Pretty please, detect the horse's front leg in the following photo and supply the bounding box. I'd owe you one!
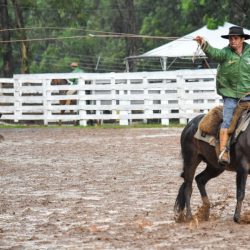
[234,167,248,223]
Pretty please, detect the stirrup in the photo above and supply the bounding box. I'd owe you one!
[218,148,230,165]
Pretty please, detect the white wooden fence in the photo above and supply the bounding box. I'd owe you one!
[0,69,221,126]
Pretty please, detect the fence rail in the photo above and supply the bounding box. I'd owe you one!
[0,69,221,126]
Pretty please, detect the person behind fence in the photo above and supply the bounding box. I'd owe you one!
[65,62,84,105]
[194,26,250,166]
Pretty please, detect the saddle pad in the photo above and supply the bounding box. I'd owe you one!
[195,110,250,146]
[194,127,217,146]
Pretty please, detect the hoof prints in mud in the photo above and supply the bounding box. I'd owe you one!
[0,127,250,249]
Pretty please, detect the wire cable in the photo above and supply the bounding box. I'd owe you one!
[0,26,195,43]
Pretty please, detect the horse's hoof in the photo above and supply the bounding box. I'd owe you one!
[195,205,210,221]
[174,212,185,223]
[186,213,193,222]
[234,215,241,223]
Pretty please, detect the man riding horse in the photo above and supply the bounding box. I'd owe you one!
[195,26,250,166]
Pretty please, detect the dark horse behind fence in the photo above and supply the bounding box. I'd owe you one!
[174,111,250,223]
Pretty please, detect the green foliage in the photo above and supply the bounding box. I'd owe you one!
[181,0,194,12]
[2,0,250,76]
[138,0,188,51]
[205,17,220,29]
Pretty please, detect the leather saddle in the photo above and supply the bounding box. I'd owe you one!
[194,102,250,147]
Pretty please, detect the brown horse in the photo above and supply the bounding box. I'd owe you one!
[174,111,250,223]
[51,79,69,110]
[51,79,73,125]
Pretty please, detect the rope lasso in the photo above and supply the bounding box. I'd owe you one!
[0,26,196,43]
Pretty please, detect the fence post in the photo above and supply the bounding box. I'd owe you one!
[161,78,169,125]
[79,77,87,126]
[161,92,169,126]
[13,78,21,123]
[119,78,129,126]
[143,76,152,124]
[43,79,51,125]
[176,74,187,125]
[110,76,117,122]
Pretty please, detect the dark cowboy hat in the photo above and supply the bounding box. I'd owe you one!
[221,26,250,40]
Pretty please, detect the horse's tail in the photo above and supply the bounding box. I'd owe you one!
[174,181,186,213]
[174,115,203,215]
[175,118,197,213]
[174,122,192,214]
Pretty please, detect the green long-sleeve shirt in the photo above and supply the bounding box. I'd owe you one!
[202,42,250,98]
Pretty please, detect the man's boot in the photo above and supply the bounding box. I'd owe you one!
[218,128,230,165]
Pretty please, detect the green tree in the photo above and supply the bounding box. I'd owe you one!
[138,0,188,51]
[2,0,250,76]
[12,0,30,73]
[0,0,14,77]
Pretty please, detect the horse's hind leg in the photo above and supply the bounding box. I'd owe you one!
[184,158,202,221]
[175,156,201,222]
[195,165,224,221]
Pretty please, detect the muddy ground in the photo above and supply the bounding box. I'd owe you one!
[0,127,250,249]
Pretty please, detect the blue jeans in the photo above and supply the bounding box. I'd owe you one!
[221,95,250,128]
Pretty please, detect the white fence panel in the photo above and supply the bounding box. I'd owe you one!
[0,69,221,126]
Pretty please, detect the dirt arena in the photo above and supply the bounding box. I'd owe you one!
[1,127,250,249]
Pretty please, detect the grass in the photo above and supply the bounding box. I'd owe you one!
[0,122,185,129]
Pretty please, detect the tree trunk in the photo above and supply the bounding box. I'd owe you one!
[12,0,30,74]
[117,0,139,71]
[0,0,14,77]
